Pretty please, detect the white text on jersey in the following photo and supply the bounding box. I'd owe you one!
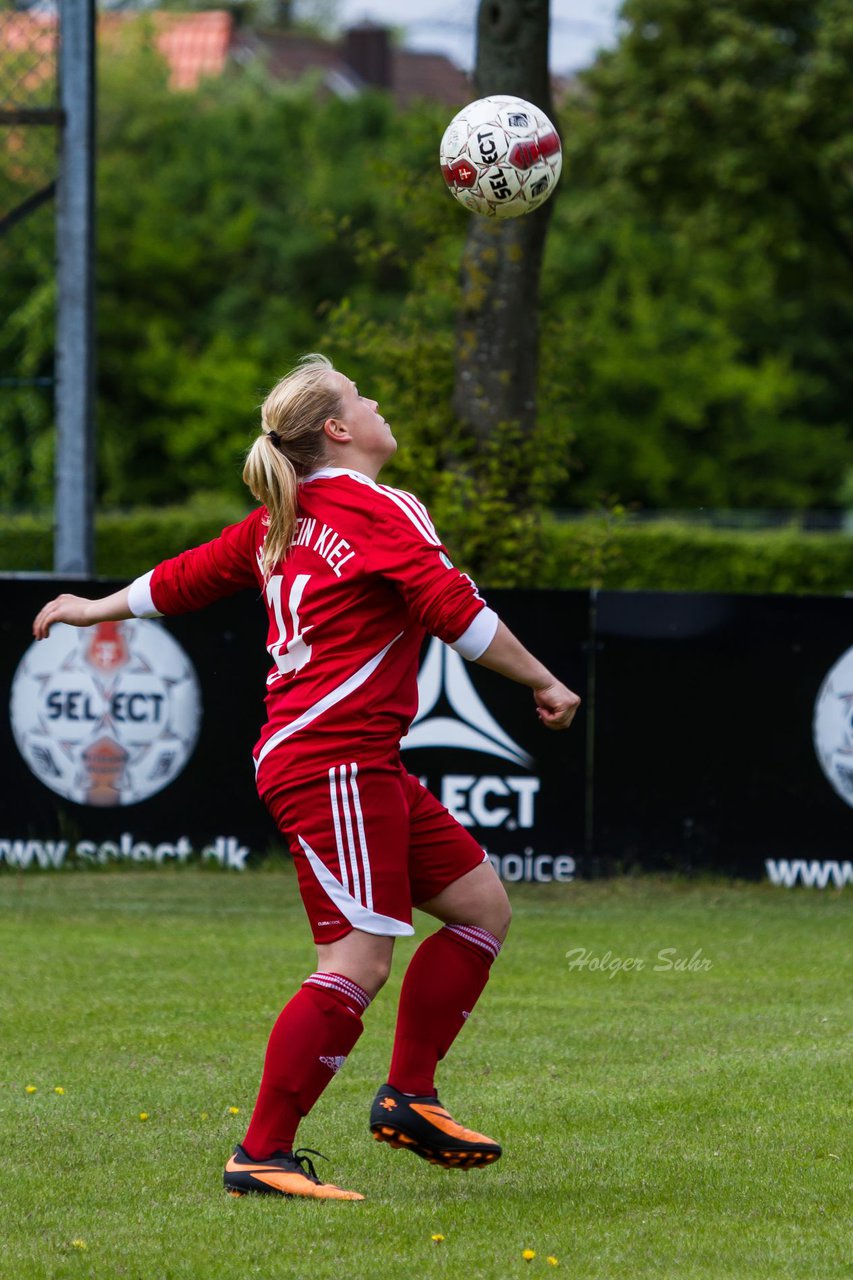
[293,518,356,577]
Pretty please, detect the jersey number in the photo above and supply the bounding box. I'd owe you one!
[266,573,312,683]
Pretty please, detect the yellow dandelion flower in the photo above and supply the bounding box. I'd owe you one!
[54,1086,65,1095]
[200,1112,209,1121]
[25,1085,37,1094]
[522,1249,536,1261]
[138,1112,149,1121]
[431,1234,445,1243]
[228,1106,240,1115]
[71,1239,87,1250]
[547,1258,559,1267]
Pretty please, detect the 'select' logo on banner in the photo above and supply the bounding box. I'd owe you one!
[10,620,201,807]
[401,637,539,832]
[403,636,532,768]
[813,645,853,809]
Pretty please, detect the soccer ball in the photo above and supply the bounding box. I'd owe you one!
[439,95,562,219]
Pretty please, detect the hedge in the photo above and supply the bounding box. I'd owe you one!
[1,507,851,596]
[0,501,249,580]
[537,518,853,595]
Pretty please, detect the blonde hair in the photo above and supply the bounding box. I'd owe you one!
[243,354,342,578]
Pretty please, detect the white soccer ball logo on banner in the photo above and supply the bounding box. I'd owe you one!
[440,95,562,219]
[813,645,853,808]
[10,620,201,807]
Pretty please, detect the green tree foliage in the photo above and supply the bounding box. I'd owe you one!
[0,33,450,510]
[552,0,853,508]
[540,217,847,508]
[0,214,55,508]
[93,36,436,506]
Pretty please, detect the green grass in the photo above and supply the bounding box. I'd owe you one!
[1,871,850,1279]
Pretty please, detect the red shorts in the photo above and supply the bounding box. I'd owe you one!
[263,757,488,944]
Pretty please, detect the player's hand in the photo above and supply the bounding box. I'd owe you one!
[32,594,94,640]
[534,680,581,730]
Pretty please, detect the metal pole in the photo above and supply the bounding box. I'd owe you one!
[55,0,96,575]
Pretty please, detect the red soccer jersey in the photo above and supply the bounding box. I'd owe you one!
[132,467,496,793]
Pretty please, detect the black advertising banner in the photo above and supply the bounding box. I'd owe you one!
[592,591,853,884]
[2,578,850,887]
[399,590,590,884]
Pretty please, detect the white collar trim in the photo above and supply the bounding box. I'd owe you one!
[302,466,377,486]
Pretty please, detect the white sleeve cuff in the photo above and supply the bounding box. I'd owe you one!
[450,606,499,661]
[127,570,162,618]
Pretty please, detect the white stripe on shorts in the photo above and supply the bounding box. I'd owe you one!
[328,766,350,895]
[328,763,373,910]
[298,835,415,937]
[337,765,363,906]
[349,763,374,911]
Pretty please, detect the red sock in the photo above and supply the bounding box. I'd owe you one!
[242,972,370,1159]
[388,925,502,1097]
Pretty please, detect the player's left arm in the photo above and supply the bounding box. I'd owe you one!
[33,587,133,639]
[474,620,581,731]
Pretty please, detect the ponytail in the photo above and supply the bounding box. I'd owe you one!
[242,436,300,574]
[242,354,342,580]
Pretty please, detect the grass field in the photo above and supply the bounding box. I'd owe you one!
[2,869,850,1280]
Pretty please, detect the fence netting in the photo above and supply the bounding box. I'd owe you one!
[0,1,59,505]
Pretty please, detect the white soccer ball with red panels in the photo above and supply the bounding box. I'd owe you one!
[440,95,562,219]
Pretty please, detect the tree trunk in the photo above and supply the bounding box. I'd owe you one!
[274,1,294,28]
[452,0,556,445]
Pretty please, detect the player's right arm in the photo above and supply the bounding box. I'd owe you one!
[33,587,133,638]
[32,510,264,639]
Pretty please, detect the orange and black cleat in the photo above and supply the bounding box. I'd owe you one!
[224,1145,364,1200]
[369,1083,502,1170]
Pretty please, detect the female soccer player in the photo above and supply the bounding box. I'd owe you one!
[33,355,580,1202]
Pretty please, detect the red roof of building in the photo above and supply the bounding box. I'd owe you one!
[153,11,232,91]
